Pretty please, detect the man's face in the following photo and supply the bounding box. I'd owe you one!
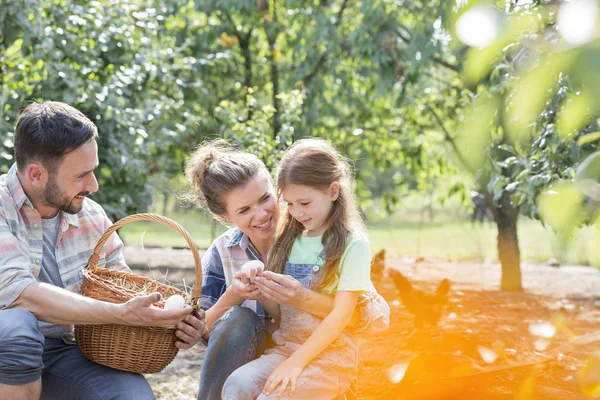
[42,139,99,215]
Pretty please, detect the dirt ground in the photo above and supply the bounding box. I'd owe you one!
[126,248,600,399]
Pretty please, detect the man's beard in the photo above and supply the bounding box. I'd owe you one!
[43,175,89,215]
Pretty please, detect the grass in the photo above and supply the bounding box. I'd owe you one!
[369,218,597,265]
[118,209,600,267]
[119,209,228,250]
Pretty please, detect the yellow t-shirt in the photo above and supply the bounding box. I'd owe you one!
[287,231,372,295]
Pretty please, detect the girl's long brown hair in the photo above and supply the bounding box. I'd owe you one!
[266,138,365,291]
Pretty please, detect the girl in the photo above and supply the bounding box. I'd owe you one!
[222,138,372,399]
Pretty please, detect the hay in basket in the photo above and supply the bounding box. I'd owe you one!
[74,213,203,374]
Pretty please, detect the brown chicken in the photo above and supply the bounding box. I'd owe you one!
[388,268,450,328]
[370,249,386,284]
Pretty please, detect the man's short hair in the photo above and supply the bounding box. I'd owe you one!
[14,101,99,173]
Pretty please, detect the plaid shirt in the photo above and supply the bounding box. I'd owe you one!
[201,228,390,335]
[0,165,128,311]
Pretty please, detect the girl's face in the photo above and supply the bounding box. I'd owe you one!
[281,183,339,237]
[222,174,280,244]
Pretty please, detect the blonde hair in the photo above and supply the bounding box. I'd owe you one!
[266,138,365,290]
[184,139,270,218]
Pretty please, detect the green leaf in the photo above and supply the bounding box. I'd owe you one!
[575,151,600,181]
[454,93,500,171]
[462,10,547,87]
[572,48,600,112]
[557,92,592,139]
[576,132,600,147]
[505,51,574,142]
[537,182,583,233]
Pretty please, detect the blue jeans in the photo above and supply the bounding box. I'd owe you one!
[0,308,155,399]
[222,351,350,400]
[197,306,267,400]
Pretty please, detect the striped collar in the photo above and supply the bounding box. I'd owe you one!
[5,164,79,230]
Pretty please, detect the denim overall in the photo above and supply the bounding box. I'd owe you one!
[266,256,359,398]
[221,256,359,400]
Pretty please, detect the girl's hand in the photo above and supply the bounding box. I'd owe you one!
[262,357,305,397]
[254,271,307,307]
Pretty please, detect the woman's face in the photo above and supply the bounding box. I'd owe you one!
[222,174,280,244]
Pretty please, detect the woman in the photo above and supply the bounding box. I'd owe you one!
[185,140,390,400]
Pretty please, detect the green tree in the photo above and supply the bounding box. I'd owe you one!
[1,0,468,232]
[443,0,600,290]
[1,0,208,219]
[188,0,461,208]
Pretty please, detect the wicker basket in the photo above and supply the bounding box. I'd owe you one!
[74,213,203,374]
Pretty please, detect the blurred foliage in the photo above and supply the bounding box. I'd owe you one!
[4,0,600,291]
[450,0,600,217]
[439,0,600,289]
[1,0,463,219]
[0,0,204,218]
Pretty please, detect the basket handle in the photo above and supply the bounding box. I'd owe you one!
[88,213,203,300]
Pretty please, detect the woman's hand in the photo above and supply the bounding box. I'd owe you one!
[262,357,305,397]
[227,271,264,301]
[254,271,307,307]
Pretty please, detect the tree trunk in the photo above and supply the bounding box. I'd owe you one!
[236,30,254,120]
[493,201,523,291]
[267,34,281,139]
[162,190,169,216]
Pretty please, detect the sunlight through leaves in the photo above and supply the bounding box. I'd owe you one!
[477,345,498,364]
[528,323,557,339]
[455,5,500,48]
[552,313,575,339]
[534,338,551,351]
[387,361,411,384]
[515,375,536,400]
[557,0,599,45]
[578,352,600,398]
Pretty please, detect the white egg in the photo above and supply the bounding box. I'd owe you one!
[240,260,264,278]
[164,294,185,310]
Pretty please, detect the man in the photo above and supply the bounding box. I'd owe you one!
[0,101,205,399]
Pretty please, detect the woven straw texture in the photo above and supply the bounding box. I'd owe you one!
[74,213,202,374]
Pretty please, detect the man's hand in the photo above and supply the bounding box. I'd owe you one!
[227,271,264,302]
[118,293,192,326]
[175,309,206,349]
[254,271,307,307]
